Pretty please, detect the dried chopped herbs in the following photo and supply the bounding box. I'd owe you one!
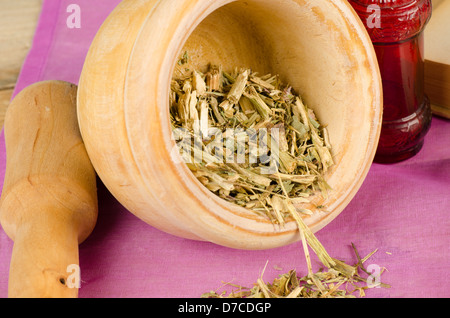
[201,244,390,299]
[170,59,389,298]
[170,65,333,223]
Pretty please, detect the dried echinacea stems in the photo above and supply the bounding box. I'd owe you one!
[201,244,390,299]
[200,181,390,298]
[170,65,334,223]
[170,60,389,298]
[201,197,390,298]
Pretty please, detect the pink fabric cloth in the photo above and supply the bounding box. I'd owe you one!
[1,0,449,298]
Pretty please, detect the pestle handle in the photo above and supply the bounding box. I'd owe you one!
[0,81,97,298]
[7,199,82,298]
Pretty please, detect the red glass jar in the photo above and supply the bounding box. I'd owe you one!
[348,0,433,163]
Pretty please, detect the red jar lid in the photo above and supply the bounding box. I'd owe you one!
[348,0,432,43]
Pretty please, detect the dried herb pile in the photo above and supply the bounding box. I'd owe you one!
[170,56,389,298]
[170,64,333,224]
[202,243,389,298]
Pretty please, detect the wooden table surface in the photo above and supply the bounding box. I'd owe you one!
[0,0,42,129]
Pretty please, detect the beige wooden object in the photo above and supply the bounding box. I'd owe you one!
[0,81,97,298]
[425,0,450,118]
[78,0,382,250]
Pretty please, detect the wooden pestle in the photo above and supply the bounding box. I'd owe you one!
[0,81,98,298]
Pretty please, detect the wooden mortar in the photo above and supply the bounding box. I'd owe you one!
[77,0,382,250]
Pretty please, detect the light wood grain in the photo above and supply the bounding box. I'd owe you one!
[0,81,97,298]
[425,59,450,119]
[432,0,444,9]
[425,0,450,119]
[0,89,13,128]
[0,0,42,128]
